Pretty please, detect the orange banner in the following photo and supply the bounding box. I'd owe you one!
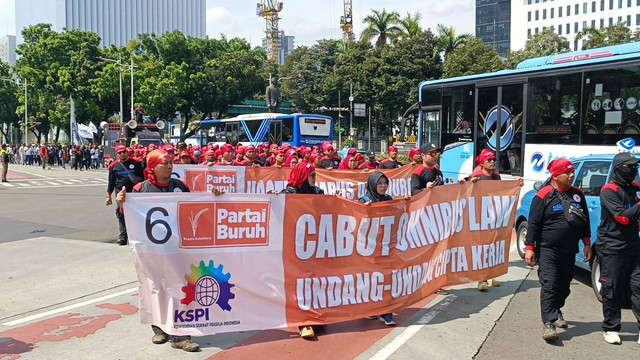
[281,180,519,326]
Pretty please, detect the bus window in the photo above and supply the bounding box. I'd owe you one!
[501,84,524,175]
[476,86,498,153]
[442,85,474,147]
[582,65,640,144]
[268,120,283,144]
[224,122,248,144]
[282,117,294,142]
[526,73,581,144]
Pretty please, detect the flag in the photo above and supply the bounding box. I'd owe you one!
[70,96,81,145]
[88,122,98,134]
[77,124,94,139]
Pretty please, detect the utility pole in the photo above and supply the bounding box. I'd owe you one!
[349,83,353,141]
[338,90,341,149]
[24,78,27,143]
[130,57,134,121]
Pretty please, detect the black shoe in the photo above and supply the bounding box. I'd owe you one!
[117,239,128,246]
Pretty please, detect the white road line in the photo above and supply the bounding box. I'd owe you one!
[68,179,81,182]
[368,295,457,360]
[3,287,138,326]
[6,168,49,178]
[58,180,73,184]
[0,182,14,187]
[44,181,59,185]
[17,183,30,187]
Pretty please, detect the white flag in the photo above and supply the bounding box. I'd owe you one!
[89,122,98,134]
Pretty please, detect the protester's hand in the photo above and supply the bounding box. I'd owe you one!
[471,177,480,183]
[458,178,467,184]
[363,200,372,206]
[252,163,261,167]
[362,168,369,172]
[211,188,225,196]
[206,161,215,167]
[517,178,525,187]
[115,188,126,208]
[426,181,435,189]
[267,189,279,195]
[403,195,411,201]
[333,190,341,197]
[583,244,592,262]
[106,196,112,206]
[525,249,536,267]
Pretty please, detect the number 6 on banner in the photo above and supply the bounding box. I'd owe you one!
[145,207,172,244]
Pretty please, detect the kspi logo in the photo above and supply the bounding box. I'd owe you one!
[178,202,215,247]
[530,152,546,172]
[617,137,636,151]
[175,260,235,323]
[184,169,238,192]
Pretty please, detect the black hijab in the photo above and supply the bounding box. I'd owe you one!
[364,171,390,203]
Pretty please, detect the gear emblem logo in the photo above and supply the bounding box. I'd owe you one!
[181,260,235,310]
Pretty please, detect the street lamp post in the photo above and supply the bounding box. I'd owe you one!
[97,55,134,123]
[349,83,354,141]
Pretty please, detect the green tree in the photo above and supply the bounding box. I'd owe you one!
[0,61,20,142]
[505,28,570,68]
[443,37,505,78]
[360,9,401,48]
[398,12,423,39]
[575,22,632,50]
[436,24,472,62]
[14,24,103,143]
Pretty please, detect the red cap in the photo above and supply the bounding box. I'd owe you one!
[476,149,495,165]
[204,150,216,158]
[388,145,398,154]
[179,151,190,158]
[245,145,256,152]
[162,144,175,153]
[220,144,234,154]
[408,147,420,159]
[548,158,574,177]
[115,144,126,153]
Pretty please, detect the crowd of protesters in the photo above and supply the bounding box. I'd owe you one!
[0,143,105,172]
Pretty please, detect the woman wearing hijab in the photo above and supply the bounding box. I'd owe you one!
[358,171,396,325]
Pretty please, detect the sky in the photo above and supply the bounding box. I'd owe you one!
[0,0,475,47]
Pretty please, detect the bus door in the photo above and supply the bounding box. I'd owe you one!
[418,106,441,147]
[269,120,283,144]
[476,84,524,177]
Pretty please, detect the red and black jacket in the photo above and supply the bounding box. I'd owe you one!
[597,181,640,255]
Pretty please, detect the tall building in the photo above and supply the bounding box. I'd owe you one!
[0,35,16,67]
[512,0,640,52]
[14,0,206,48]
[262,31,295,65]
[476,0,512,57]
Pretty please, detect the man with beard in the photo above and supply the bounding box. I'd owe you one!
[597,152,640,345]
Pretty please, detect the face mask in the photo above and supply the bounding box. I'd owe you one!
[613,165,637,184]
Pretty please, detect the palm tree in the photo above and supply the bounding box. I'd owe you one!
[360,9,401,48]
[398,11,423,39]
[436,24,471,62]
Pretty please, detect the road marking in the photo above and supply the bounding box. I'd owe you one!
[0,182,14,187]
[45,181,59,185]
[368,295,457,360]
[6,168,49,178]
[3,287,138,326]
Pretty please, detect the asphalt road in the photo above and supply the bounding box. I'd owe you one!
[1,165,639,359]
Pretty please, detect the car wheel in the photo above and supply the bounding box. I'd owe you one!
[516,221,527,259]
[591,255,603,303]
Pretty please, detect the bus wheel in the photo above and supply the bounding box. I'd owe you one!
[516,221,527,259]
[591,255,603,303]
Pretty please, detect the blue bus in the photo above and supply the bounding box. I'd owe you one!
[199,113,333,147]
[415,42,640,186]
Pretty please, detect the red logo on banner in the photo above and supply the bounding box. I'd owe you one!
[178,202,215,248]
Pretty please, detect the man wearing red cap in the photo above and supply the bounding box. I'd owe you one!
[242,145,264,166]
[380,146,403,169]
[525,158,591,341]
[319,142,341,169]
[214,145,236,165]
[597,152,640,345]
[106,144,144,245]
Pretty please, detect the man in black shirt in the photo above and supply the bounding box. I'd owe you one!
[410,143,444,196]
[380,145,403,169]
[525,158,591,341]
[106,144,144,245]
[597,152,640,345]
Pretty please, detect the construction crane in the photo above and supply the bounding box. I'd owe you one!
[257,1,283,62]
[340,0,355,42]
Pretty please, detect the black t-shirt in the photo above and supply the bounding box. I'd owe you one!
[379,159,403,169]
[133,178,190,193]
[108,158,144,193]
[525,185,590,255]
[410,166,444,196]
[598,181,640,255]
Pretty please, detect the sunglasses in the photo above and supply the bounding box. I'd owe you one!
[426,151,440,157]
[486,158,496,162]
[117,151,127,154]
